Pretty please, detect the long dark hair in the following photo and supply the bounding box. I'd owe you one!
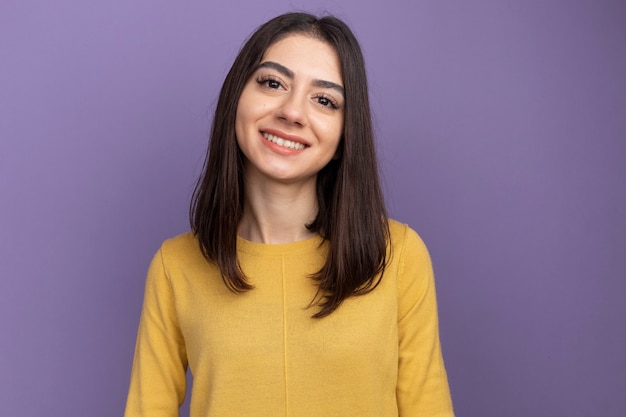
[190,12,389,318]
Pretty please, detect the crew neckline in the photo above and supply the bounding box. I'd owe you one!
[236,234,325,256]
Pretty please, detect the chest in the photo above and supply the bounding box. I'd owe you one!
[172,253,399,378]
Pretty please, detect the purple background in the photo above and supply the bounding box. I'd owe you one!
[1,0,624,416]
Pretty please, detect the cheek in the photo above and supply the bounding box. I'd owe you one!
[235,92,268,135]
[315,112,343,142]
[234,113,243,147]
[235,84,256,124]
[234,99,250,144]
[329,119,344,148]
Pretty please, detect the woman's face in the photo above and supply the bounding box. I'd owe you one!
[235,34,344,186]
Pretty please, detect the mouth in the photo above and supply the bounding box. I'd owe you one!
[262,132,307,151]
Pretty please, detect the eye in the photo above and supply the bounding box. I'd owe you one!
[265,79,281,89]
[256,75,284,90]
[314,94,339,109]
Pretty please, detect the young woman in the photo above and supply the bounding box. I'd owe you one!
[125,12,454,417]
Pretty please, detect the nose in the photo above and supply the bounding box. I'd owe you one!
[276,91,307,127]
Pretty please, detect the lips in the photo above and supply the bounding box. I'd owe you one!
[262,132,306,150]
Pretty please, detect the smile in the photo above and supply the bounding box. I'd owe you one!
[262,132,306,151]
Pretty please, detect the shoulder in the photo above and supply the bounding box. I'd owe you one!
[386,219,434,291]
[160,231,198,252]
[387,219,430,259]
[146,231,220,292]
[155,231,207,269]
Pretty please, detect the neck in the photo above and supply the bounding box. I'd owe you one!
[238,176,319,244]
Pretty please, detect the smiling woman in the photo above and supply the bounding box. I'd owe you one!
[236,35,344,189]
[124,12,455,417]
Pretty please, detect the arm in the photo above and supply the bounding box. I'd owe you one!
[396,227,454,417]
[124,247,188,417]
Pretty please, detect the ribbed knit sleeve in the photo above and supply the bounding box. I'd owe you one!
[396,226,454,416]
[124,247,188,417]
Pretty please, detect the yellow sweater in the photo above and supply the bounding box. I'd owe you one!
[124,220,454,416]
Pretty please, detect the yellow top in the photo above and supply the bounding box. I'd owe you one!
[124,220,454,416]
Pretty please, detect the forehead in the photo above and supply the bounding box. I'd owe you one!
[261,34,343,83]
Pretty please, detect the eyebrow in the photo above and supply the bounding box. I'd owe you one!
[256,61,345,97]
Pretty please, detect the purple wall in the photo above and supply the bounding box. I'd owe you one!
[1,0,624,416]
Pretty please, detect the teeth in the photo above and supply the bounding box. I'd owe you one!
[262,132,305,150]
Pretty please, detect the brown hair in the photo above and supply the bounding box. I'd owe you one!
[190,12,389,318]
